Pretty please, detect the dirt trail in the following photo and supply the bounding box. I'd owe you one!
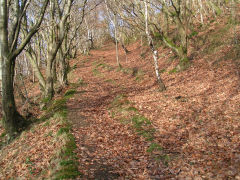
[67,41,240,179]
[67,46,171,179]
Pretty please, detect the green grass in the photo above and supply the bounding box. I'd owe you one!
[131,115,154,142]
[104,79,116,85]
[92,60,99,66]
[69,78,87,89]
[51,85,81,179]
[78,78,87,86]
[126,106,138,112]
[159,69,166,74]
[0,131,6,138]
[71,64,78,71]
[36,83,81,178]
[43,121,50,127]
[0,131,7,149]
[131,115,149,127]
[55,133,81,179]
[92,61,115,77]
[57,127,70,136]
[109,94,167,165]
[25,157,37,175]
[168,68,177,74]
[64,89,76,98]
[46,98,67,114]
[116,67,132,75]
[155,154,170,166]
[96,63,114,71]
[92,68,102,76]
[147,143,162,153]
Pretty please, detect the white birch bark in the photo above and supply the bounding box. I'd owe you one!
[198,0,204,24]
[144,0,166,91]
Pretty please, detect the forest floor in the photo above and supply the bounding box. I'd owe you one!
[67,30,240,179]
[0,19,240,179]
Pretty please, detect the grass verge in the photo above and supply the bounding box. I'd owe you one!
[0,87,81,179]
[48,88,81,179]
[109,94,170,166]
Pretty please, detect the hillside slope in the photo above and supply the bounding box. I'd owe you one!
[66,20,240,178]
[0,19,240,179]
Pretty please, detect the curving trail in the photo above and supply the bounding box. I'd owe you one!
[67,42,240,179]
[67,45,169,179]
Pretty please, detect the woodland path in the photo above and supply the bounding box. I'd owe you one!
[66,46,171,179]
[66,41,240,179]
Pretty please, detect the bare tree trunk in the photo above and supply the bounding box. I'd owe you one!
[114,14,120,67]
[198,0,204,24]
[57,46,68,87]
[85,18,94,49]
[45,52,55,100]
[0,0,49,136]
[105,0,121,67]
[144,0,166,91]
[121,43,128,63]
[44,0,73,100]
[1,56,26,136]
[25,47,46,90]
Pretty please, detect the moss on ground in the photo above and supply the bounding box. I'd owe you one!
[92,68,102,76]
[50,86,81,179]
[96,62,114,71]
[109,94,169,165]
[33,81,82,179]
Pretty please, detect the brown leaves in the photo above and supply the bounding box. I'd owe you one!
[2,21,240,179]
[0,117,63,179]
[66,38,240,179]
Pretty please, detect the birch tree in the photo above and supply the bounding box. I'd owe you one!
[144,0,166,91]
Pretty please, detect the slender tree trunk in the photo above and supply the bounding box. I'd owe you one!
[114,15,120,67]
[121,43,128,62]
[174,18,189,69]
[105,0,121,67]
[198,0,204,24]
[71,48,77,58]
[52,59,57,82]
[25,48,46,90]
[144,0,166,91]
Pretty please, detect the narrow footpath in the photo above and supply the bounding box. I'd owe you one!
[66,42,240,179]
[67,46,171,179]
